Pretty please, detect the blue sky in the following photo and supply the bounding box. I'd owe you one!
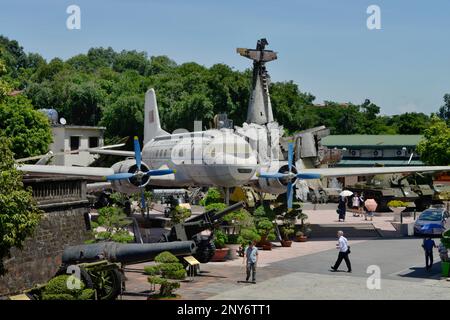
[1,0,450,115]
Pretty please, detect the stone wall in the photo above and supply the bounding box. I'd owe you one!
[0,177,92,297]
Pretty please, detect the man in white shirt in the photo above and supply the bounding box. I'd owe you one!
[331,230,352,272]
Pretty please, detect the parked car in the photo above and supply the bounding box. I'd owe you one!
[414,208,449,236]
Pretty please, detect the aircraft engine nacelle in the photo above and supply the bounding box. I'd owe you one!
[110,159,150,195]
[256,163,297,195]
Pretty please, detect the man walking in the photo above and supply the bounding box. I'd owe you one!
[422,237,437,271]
[331,230,352,272]
[243,240,258,283]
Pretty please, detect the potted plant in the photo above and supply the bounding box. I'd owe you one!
[295,231,307,242]
[253,205,276,250]
[280,223,294,247]
[223,208,254,260]
[256,218,276,250]
[387,200,408,221]
[211,229,230,261]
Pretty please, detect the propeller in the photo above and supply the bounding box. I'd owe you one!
[257,142,322,210]
[104,136,176,211]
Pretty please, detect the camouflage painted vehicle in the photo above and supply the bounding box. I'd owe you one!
[347,174,425,212]
[433,184,450,203]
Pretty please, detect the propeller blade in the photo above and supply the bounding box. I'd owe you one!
[105,172,135,181]
[296,173,323,180]
[257,172,289,179]
[133,136,142,171]
[287,181,293,210]
[288,142,294,172]
[145,169,176,176]
[140,189,146,210]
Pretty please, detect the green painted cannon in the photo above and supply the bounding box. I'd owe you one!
[54,241,196,300]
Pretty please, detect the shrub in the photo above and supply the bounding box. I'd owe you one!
[387,200,409,208]
[213,229,228,249]
[155,251,179,264]
[205,202,227,213]
[169,205,192,224]
[280,224,295,240]
[200,187,223,206]
[42,275,94,300]
[148,277,180,297]
[237,228,261,246]
[147,251,185,297]
[144,265,160,276]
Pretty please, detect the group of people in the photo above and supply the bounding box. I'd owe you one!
[337,192,374,222]
[241,230,448,283]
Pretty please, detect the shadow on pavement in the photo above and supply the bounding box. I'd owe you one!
[398,263,442,280]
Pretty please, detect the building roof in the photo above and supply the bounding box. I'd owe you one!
[333,159,424,167]
[322,135,423,148]
[51,125,106,130]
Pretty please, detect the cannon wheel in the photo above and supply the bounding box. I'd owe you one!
[89,268,123,300]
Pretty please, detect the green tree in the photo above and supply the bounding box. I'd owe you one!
[100,94,144,140]
[438,94,450,124]
[417,116,450,165]
[0,136,42,275]
[0,95,52,158]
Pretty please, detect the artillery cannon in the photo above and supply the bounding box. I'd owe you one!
[49,241,196,300]
[160,201,246,263]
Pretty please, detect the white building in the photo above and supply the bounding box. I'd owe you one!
[49,125,105,166]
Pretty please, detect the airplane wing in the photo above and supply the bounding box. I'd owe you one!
[87,149,135,157]
[18,165,114,178]
[16,143,128,163]
[299,166,450,178]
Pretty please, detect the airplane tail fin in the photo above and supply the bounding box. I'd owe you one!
[144,88,169,144]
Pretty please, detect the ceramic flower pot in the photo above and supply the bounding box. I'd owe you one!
[211,247,230,262]
[281,240,292,247]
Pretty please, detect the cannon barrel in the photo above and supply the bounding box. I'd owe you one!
[211,201,245,222]
[62,241,196,265]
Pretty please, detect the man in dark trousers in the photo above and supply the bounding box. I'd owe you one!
[422,237,437,271]
[243,240,258,283]
[331,230,352,272]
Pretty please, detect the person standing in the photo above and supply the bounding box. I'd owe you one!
[422,237,437,271]
[352,193,360,217]
[337,196,347,222]
[331,231,352,272]
[243,240,258,283]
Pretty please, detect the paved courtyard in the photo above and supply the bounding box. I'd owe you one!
[122,237,450,300]
[120,204,450,300]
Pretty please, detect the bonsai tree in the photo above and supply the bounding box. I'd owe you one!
[237,228,261,246]
[223,208,254,244]
[145,251,186,298]
[280,223,295,240]
[89,206,134,243]
[168,205,192,225]
[256,218,276,243]
[213,229,228,249]
[199,187,223,206]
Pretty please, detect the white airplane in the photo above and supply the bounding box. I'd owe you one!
[18,39,450,210]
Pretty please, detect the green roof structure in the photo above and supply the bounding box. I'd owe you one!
[322,135,423,149]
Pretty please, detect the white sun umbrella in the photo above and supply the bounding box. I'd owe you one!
[340,190,353,197]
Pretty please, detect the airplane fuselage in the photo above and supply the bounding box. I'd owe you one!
[142,129,258,188]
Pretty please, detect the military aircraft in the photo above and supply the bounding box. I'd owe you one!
[18,39,450,210]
